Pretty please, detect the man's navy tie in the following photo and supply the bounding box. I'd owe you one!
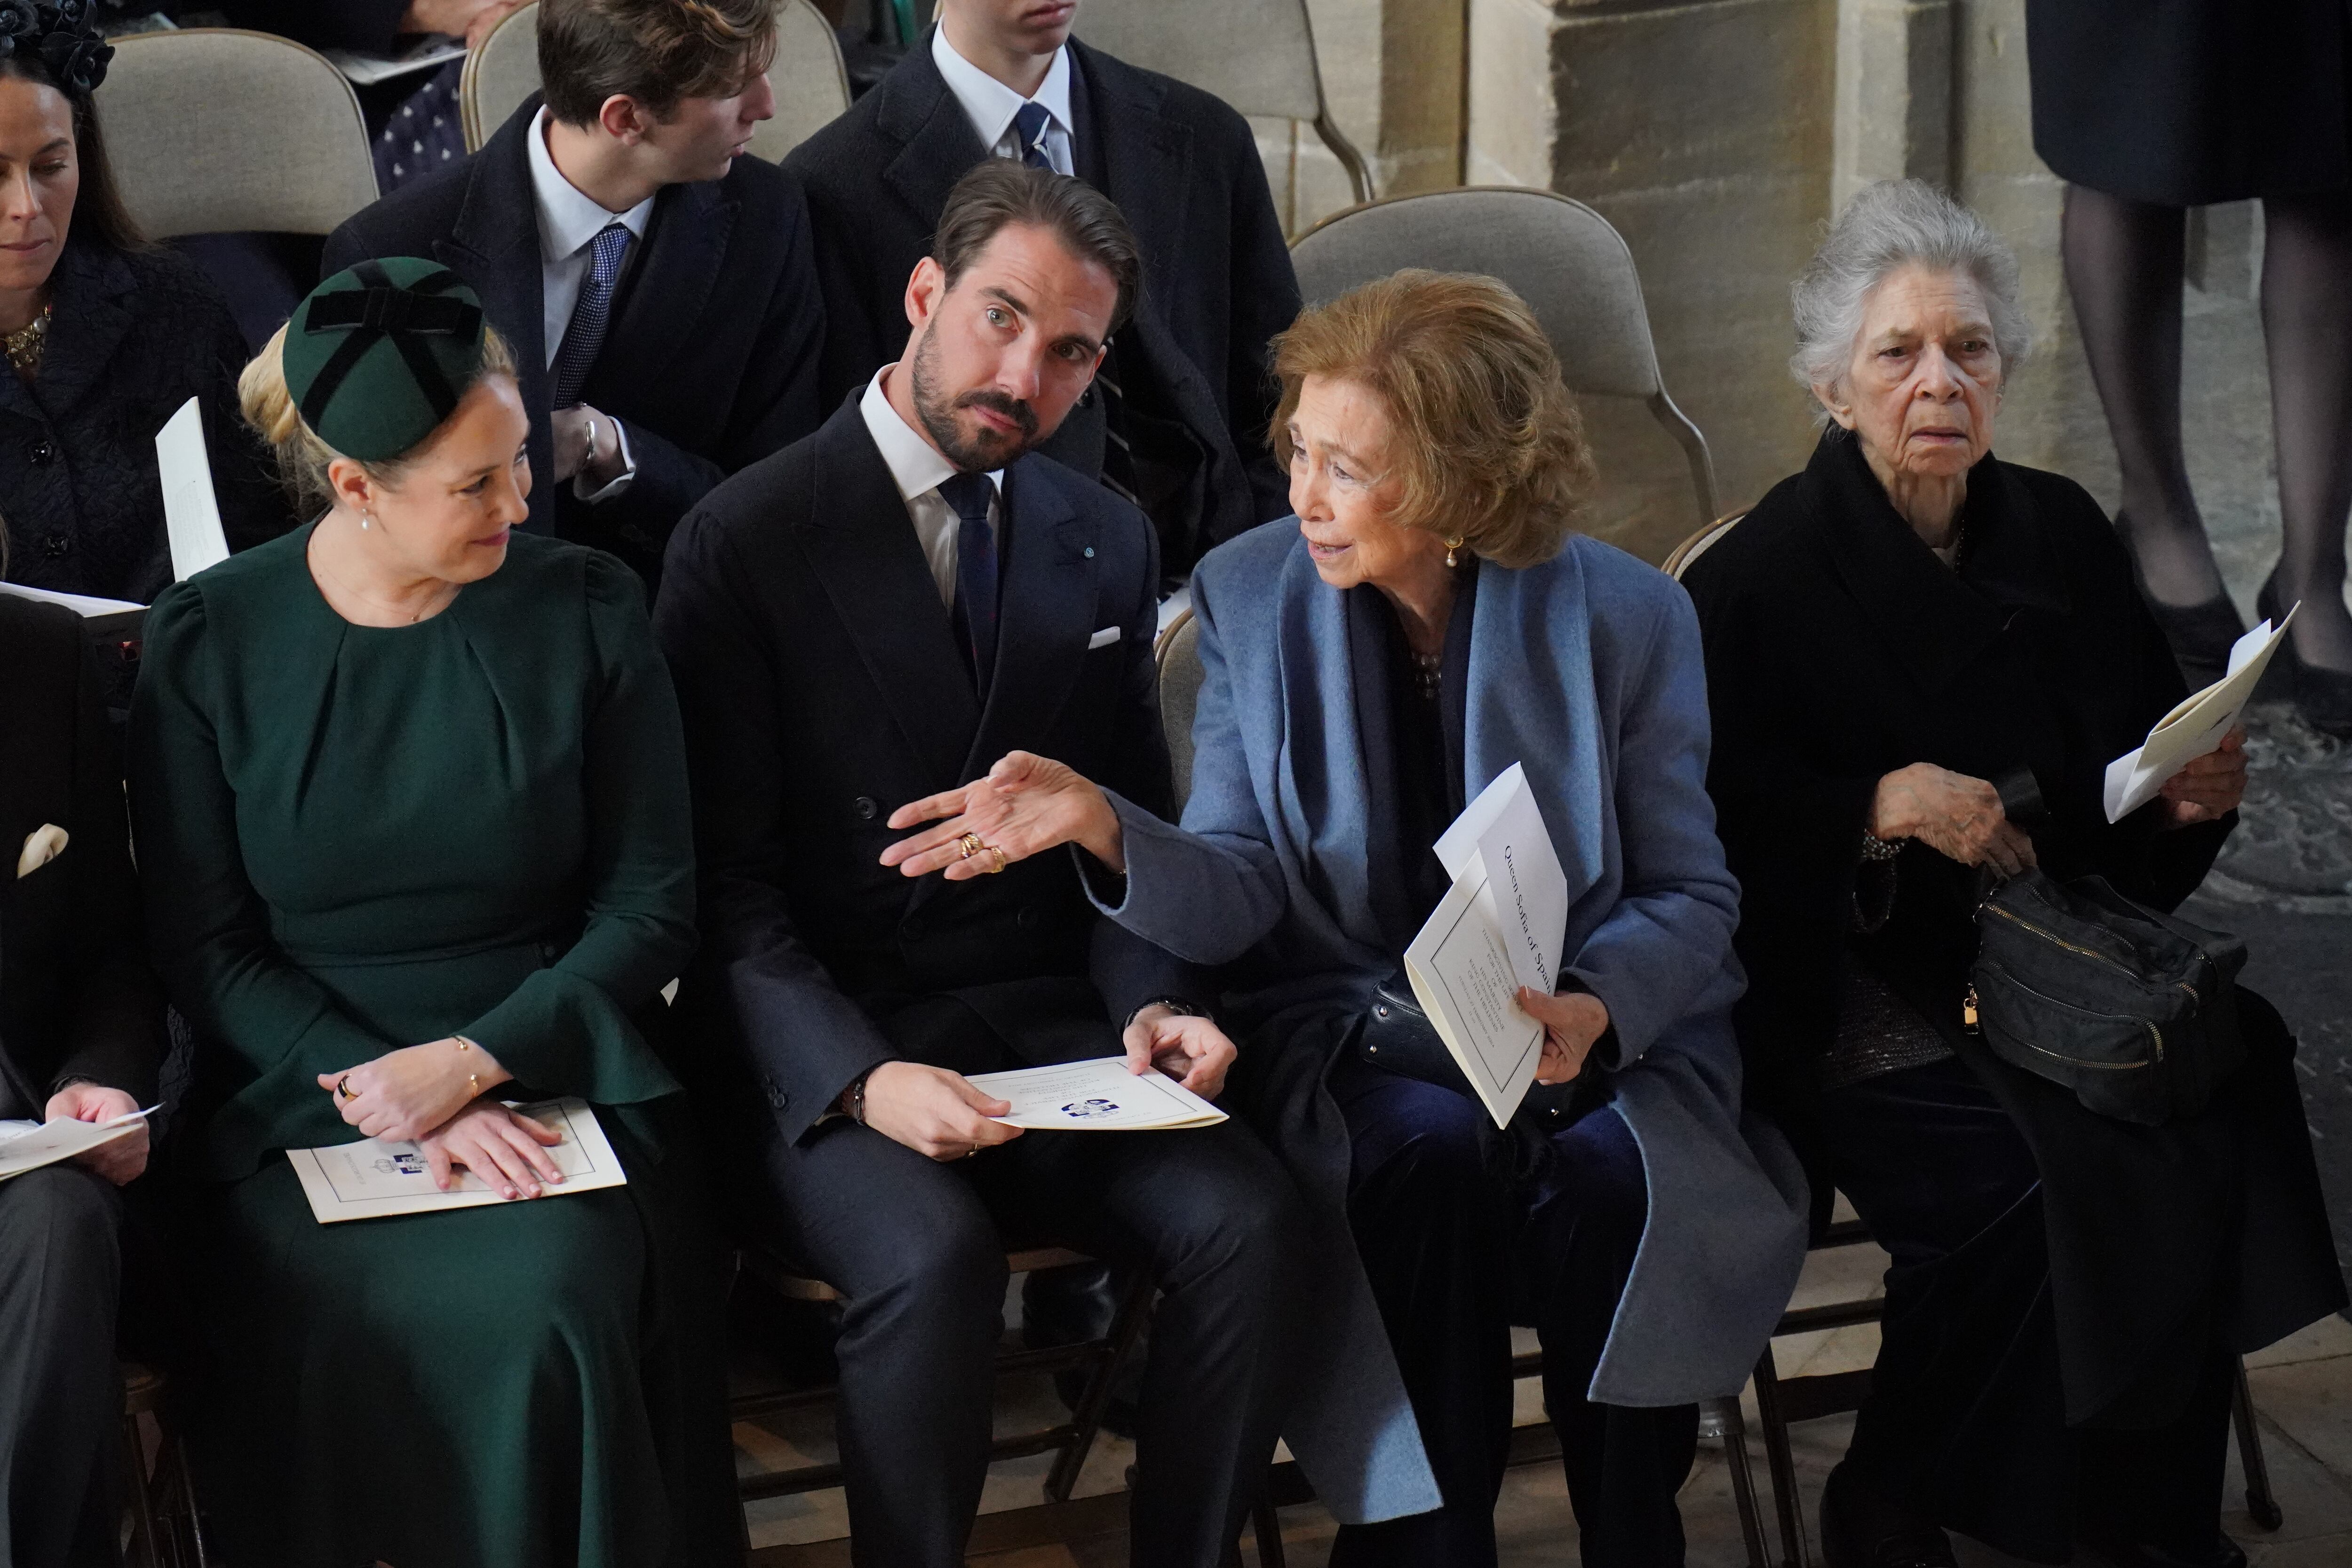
[550,221,633,408]
[1011,101,1055,171]
[940,471,1001,695]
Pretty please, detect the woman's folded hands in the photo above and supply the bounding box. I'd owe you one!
[317,1037,563,1201]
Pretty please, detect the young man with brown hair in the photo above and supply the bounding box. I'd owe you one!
[325,0,825,582]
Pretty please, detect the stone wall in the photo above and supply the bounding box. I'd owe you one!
[1467,0,1837,561]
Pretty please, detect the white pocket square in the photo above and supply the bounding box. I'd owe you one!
[16,824,66,879]
[1087,626,1122,650]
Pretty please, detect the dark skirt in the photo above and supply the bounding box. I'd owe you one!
[2026,0,2352,204]
[1808,989,2344,1560]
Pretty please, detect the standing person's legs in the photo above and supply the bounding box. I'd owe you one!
[977,1118,1310,1568]
[0,1165,126,1568]
[2061,187,2242,675]
[745,1124,1010,1568]
[1521,1103,1698,1568]
[2259,191,2352,688]
[1322,1057,1517,1568]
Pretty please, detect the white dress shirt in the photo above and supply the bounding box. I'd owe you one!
[859,366,1003,608]
[931,26,1075,176]
[526,109,652,503]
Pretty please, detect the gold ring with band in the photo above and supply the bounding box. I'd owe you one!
[985,846,1008,875]
[336,1075,356,1101]
[955,831,985,860]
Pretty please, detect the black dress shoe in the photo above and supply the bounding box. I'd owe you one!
[2258,571,2352,738]
[2129,548,2246,692]
[2078,1529,2249,1568]
[1820,1465,1958,1568]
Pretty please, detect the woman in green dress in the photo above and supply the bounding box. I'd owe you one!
[130,259,737,1567]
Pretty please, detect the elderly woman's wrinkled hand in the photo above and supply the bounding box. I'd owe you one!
[881,751,1127,880]
[2161,725,2249,827]
[1518,987,1609,1085]
[1871,762,2038,877]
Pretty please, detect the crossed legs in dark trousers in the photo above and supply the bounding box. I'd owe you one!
[1324,1056,1697,1568]
[745,1116,1308,1568]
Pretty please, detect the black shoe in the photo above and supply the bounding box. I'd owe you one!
[2129,547,2246,692]
[2078,1529,2249,1568]
[1820,1465,1958,1568]
[2258,571,2352,738]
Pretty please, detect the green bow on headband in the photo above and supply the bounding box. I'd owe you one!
[284,258,489,462]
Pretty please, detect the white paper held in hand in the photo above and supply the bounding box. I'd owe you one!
[0,1106,156,1182]
[1406,764,1573,1129]
[156,397,230,582]
[286,1098,627,1223]
[967,1058,1228,1131]
[2102,606,2295,824]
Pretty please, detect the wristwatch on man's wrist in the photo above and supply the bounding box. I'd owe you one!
[1125,996,1203,1029]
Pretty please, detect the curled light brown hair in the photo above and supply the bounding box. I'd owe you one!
[238,324,519,518]
[540,0,779,126]
[1270,270,1594,571]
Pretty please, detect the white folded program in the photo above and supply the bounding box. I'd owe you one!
[2102,608,2296,824]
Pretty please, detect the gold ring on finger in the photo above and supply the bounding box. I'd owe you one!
[985,846,1007,874]
[956,831,985,860]
[337,1076,356,1100]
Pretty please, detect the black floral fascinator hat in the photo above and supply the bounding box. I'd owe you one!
[0,1,114,97]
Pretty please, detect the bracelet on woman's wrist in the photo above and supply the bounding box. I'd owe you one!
[1859,828,1906,862]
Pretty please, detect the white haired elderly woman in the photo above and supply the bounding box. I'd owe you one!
[1683,180,2345,1568]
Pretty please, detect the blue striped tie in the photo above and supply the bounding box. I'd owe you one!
[1011,101,1054,171]
[550,221,632,408]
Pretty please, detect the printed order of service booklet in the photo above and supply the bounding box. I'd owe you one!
[286,1098,626,1224]
[1403,763,1571,1130]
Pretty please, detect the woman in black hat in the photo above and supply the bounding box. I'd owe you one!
[0,0,287,605]
[129,259,736,1567]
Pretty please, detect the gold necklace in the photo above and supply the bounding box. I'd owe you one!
[4,303,51,380]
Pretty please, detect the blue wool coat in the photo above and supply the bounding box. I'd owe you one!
[1096,521,1809,1520]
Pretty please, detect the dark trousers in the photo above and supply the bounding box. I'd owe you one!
[1819,1056,2239,1560]
[1324,1056,1698,1568]
[0,1165,124,1568]
[745,1115,1308,1568]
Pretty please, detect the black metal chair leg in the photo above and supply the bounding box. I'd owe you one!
[1707,1393,1770,1568]
[1043,1268,1156,1504]
[1751,1352,1810,1568]
[2232,1357,2283,1532]
[1251,1496,1287,1567]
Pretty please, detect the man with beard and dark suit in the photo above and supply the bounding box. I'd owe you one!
[323,0,825,583]
[785,0,1302,585]
[655,162,1307,1568]
[0,592,164,1565]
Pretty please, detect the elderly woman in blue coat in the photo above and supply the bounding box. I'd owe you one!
[883,271,1807,1565]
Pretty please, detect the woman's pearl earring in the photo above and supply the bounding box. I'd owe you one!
[360,511,374,531]
[1445,534,1465,569]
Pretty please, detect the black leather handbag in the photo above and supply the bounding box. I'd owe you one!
[1968,868,2248,1127]
[1351,975,1581,1178]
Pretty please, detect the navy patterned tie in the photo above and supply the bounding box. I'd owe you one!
[1011,101,1055,171]
[550,221,633,408]
[939,471,1001,695]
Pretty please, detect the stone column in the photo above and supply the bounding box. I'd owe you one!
[1832,0,1953,208]
[1467,0,1836,560]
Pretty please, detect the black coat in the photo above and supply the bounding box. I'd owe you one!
[0,239,289,604]
[785,33,1300,578]
[0,596,163,1120]
[212,0,410,55]
[1685,432,2344,1425]
[2026,0,2351,204]
[653,394,1187,1148]
[323,98,828,581]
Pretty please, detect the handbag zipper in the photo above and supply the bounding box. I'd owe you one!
[1981,903,2138,977]
[1974,964,2165,1067]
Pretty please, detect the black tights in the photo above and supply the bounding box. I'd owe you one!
[2062,186,2352,669]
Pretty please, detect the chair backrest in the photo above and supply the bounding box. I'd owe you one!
[96,30,378,238]
[1290,187,1719,524]
[1155,607,1205,815]
[1662,510,1748,581]
[1073,0,1371,202]
[461,0,850,160]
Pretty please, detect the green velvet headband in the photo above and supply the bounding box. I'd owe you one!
[284,259,488,463]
